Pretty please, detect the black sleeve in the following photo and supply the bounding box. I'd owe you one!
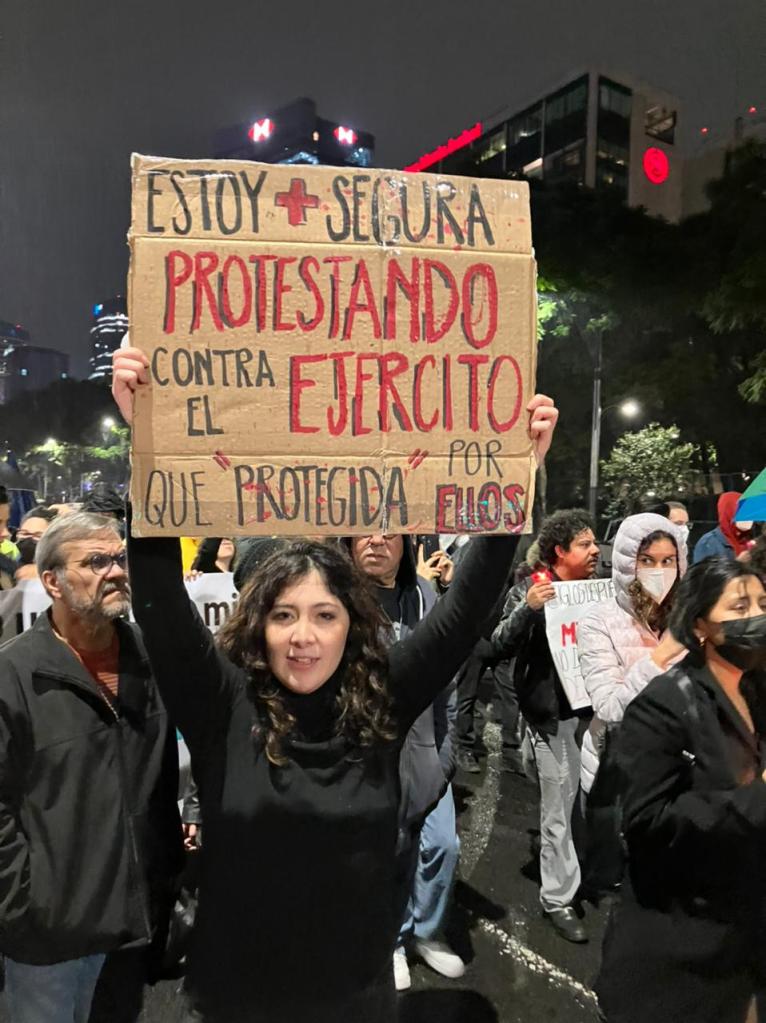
[0,677,30,928]
[387,535,519,730]
[127,524,239,758]
[620,675,766,861]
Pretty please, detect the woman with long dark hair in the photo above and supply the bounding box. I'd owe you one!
[112,346,558,1023]
[596,557,766,1023]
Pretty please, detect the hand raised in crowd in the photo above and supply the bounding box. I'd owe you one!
[527,393,559,465]
[111,339,148,425]
[526,580,556,611]
[417,547,455,587]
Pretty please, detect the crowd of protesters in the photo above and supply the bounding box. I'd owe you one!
[0,343,760,1023]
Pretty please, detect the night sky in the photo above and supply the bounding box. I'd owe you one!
[2,0,764,377]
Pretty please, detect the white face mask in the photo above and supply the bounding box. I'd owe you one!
[676,524,689,545]
[637,566,677,604]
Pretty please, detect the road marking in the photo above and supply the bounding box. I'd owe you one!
[459,720,503,878]
[460,717,598,1008]
[479,918,598,1005]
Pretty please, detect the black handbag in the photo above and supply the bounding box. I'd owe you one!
[581,723,626,897]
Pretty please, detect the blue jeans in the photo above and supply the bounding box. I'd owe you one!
[398,783,460,944]
[4,954,106,1023]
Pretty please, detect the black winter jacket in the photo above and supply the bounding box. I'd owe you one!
[0,612,183,964]
[491,578,575,734]
[597,663,766,1023]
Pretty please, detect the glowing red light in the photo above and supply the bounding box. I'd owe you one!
[700,126,709,135]
[334,126,357,146]
[748,105,758,114]
[405,123,483,173]
[248,118,274,142]
[643,147,670,185]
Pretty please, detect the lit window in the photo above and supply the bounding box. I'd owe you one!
[478,129,507,163]
[19,368,28,377]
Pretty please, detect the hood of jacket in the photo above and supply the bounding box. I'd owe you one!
[612,512,688,617]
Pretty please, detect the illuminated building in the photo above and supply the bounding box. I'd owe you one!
[405,69,762,222]
[214,97,375,168]
[89,296,128,381]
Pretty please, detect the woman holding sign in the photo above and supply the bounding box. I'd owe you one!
[112,346,558,1023]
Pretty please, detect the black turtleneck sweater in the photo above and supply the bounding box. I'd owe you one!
[128,530,518,1022]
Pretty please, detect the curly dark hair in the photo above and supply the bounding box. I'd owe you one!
[537,509,595,568]
[628,529,680,634]
[216,540,396,765]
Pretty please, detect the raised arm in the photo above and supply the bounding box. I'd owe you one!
[127,516,238,756]
[113,345,237,755]
[388,534,518,727]
[386,389,558,728]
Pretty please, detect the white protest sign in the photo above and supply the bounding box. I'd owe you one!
[544,578,615,712]
[184,572,238,633]
[4,573,238,641]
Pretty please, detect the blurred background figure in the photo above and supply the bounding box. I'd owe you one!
[14,505,58,581]
[191,538,237,575]
[694,492,754,563]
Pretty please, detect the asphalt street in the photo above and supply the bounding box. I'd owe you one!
[0,719,607,1023]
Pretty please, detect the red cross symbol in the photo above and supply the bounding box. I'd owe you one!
[274,178,320,226]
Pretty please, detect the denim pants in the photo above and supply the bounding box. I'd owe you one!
[4,953,106,1023]
[398,783,460,944]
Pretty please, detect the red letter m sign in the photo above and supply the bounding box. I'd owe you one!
[561,622,577,647]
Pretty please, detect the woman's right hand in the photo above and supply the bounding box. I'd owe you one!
[112,340,149,425]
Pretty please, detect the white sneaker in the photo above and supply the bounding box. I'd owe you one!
[393,946,411,991]
[414,938,465,979]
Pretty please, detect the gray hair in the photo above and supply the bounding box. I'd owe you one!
[36,512,122,576]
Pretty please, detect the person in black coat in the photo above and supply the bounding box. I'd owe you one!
[112,346,559,1023]
[596,557,766,1023]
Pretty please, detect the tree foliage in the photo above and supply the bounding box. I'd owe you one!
[600,424,700,517]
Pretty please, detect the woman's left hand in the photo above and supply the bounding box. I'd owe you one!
[527,394,559,465]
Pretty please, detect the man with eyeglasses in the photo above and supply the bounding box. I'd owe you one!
[0,512,183,1022]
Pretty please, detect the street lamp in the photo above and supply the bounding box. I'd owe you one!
[588,398,641,519]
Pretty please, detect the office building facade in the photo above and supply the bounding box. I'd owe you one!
[406,70,688,220]
[89,296,128,381]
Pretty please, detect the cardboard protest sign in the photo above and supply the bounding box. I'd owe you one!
[128,155,537,536]
[543,579,616,712]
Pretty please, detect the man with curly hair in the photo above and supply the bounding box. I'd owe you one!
[492,509,599,944]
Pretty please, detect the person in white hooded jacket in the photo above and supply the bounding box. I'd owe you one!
[578,512,689,798]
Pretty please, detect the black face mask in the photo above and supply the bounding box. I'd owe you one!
[16,537,37,566]
[717,614,766,672]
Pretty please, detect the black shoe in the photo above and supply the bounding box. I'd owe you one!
[543,906,587,944]
[456,750,481,774]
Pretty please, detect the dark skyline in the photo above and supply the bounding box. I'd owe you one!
[2,0,764,377]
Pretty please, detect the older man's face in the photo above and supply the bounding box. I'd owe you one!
[53,531,131,621]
